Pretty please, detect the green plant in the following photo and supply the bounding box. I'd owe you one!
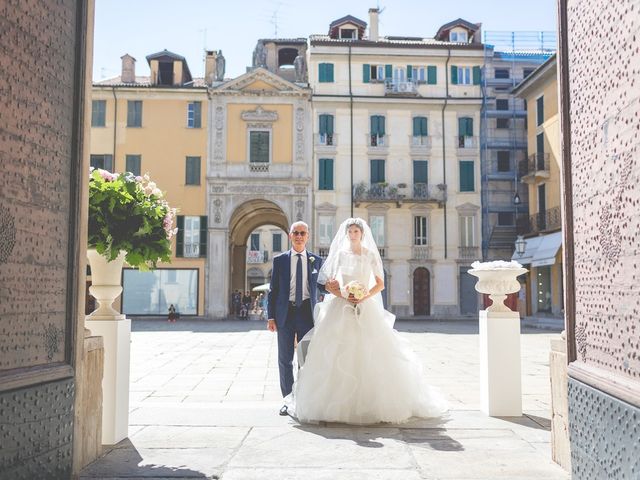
[88,169,177,270]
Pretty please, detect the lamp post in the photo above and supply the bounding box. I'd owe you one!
[513,192,521,233]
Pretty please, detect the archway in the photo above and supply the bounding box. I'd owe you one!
[227,199,289,313]
[413,267,431,315]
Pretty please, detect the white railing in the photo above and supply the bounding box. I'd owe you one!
[411,135,431,147]
[184,243,200,257]
[456,135,478,149]
[316,133,336,146]
[412,245,432,260]
[367,134,388,147]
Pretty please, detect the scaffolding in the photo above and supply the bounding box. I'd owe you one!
[480,31,556,260]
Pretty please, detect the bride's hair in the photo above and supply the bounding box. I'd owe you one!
[345,218,365,235]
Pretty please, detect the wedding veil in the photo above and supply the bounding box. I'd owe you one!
[318,217,385,293]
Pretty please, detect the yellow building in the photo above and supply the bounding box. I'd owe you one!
[90,51,208,316]
[512,54,563,321]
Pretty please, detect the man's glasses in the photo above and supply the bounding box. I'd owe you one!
[291,231,308,236]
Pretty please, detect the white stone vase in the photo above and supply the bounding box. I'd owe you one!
[468,266,527,312]
[87,248,127,317]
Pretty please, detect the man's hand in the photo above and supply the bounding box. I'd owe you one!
[267,319,277,332]
[325,279,341,297]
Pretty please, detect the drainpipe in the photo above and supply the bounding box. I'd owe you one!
[349,44,354,217]
[111,87,118,169]
[441,48,451,259]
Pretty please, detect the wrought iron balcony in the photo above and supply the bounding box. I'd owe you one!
[384,80,418,95]
[249,162,269,173]
[529,206,561,234]
[455,135,478,149]
[315,133,337,147]
[458,246,480,260]
[353,182,446,206]
[520,153,550,180]
[412,245,432,260]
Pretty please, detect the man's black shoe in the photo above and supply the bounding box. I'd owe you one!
[279,405,288,416]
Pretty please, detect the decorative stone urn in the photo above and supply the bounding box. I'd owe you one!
[468,261,527,312]
[87,248,127,317]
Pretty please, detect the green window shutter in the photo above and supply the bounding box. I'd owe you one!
[370,116,378,136]
[319,63,325,82]
[412,117,420,136]
[378,116,385,136]
[413,160,428,184]
[326,115,334,135]
[327,63,334,82]
[421,117,428,136]
[458,117,465,136]
[427,65,437,84]
[319,159,333,190]
[199,216,208,257]
[371,159,385,183]
[363,64,370,83]
[466,118,474,136]
[450,65,458,85]
[406,65,412,80]
[385,64,392,79]
[176,216,184,257]
[459,161,475,192]
[319,114,328,135]
[194,101,202,128]
[473,66,481,85]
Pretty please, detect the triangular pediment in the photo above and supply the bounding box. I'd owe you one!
[213,67,305,93]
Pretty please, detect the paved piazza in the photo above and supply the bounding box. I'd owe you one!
[80,319,569,479]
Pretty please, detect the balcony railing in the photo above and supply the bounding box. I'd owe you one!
[249,162,269,173]
[367,134,388,148]
[184,244,200,257]
[519,153,550,179]
[412,245,432,260]
[530,206,561,234]
[384,80,418,95]
[458,246,480,260]
[318,247,330,259]
[316,133,336,146]
[456,135,478,149]
[353,182,446,205]
[410,135,431,148]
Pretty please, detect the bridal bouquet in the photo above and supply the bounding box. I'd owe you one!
[342,281,368,301]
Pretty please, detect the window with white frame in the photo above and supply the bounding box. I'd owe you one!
[370,64,385,81]
[369,215,385,246]
[249,130,270,163]
[187,101,202,128]
[457,67,472,85]
[318,215,334,246]
[450,31,468,42]
[411,66,426,82]
[414,216,428,245]
[184,216,201,257]
[459,215,476,247]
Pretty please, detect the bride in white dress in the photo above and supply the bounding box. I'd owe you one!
[287,218,448,425]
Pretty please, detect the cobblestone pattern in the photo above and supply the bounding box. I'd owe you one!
[568,0,640,382]
[568,378,640,479]
[0,378,75,480]
[0,0,78,370]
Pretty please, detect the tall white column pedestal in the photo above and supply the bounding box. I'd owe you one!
[86,315,131,445]
[479,310,522,416]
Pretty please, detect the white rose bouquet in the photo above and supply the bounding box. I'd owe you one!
[341,281,368,301]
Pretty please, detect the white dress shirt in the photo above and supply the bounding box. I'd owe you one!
[289,249,310,302]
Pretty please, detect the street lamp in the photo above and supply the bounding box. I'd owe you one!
[515,235,526,257]
[513,192,521,233]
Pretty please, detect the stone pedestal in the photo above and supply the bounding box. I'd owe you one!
[75,334,104,469]
[550,332,571,470]
[479,310,523,416]
[85,316,131,446]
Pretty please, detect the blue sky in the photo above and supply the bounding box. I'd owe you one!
[92,0,557,81]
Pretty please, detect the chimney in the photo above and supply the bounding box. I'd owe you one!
[120,54,136,83]
[205,50,217,86]
[369,8,379,41]
[473,23,483,44]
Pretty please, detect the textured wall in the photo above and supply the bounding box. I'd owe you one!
[567,0,640,384]
[563,0,640,476]
[0,0,86,476]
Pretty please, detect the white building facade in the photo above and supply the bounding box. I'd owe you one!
[309,12,485,316]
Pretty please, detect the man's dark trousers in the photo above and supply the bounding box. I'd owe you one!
[277,299,314,396]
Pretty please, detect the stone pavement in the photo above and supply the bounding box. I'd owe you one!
[79,319,570,480]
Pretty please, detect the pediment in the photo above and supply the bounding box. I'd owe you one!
[213,67,305,93]
[455,202,480,213]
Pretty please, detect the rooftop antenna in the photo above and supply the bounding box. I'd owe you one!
[199,28,208,75]
[270,3,282,37]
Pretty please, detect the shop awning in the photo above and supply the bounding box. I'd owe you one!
[531,231,563,267]
[511,235,543,265]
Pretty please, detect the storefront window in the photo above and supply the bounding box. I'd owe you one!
[122,269,198,315]
[536,266,552,313]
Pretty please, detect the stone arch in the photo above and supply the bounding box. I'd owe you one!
[228,199,289,307]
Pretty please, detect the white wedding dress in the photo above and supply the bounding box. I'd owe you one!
[287,246,448,425]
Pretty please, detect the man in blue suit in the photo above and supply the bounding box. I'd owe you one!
[267,221,322,416]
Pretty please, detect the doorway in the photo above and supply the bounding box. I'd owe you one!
[413,267,431,315]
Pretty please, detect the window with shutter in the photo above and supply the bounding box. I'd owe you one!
[427,65,437,84]
[91,100,106,127]
[370,159,385,184]
[459,161,475,192]
[187,101,202,128]
[125,154,141,176]
[127,100,142,127]
[249,131,270,163]
[185,156,201,185]
[319,158,334,190]
[319,114,334,145]
[413,160,428,184]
